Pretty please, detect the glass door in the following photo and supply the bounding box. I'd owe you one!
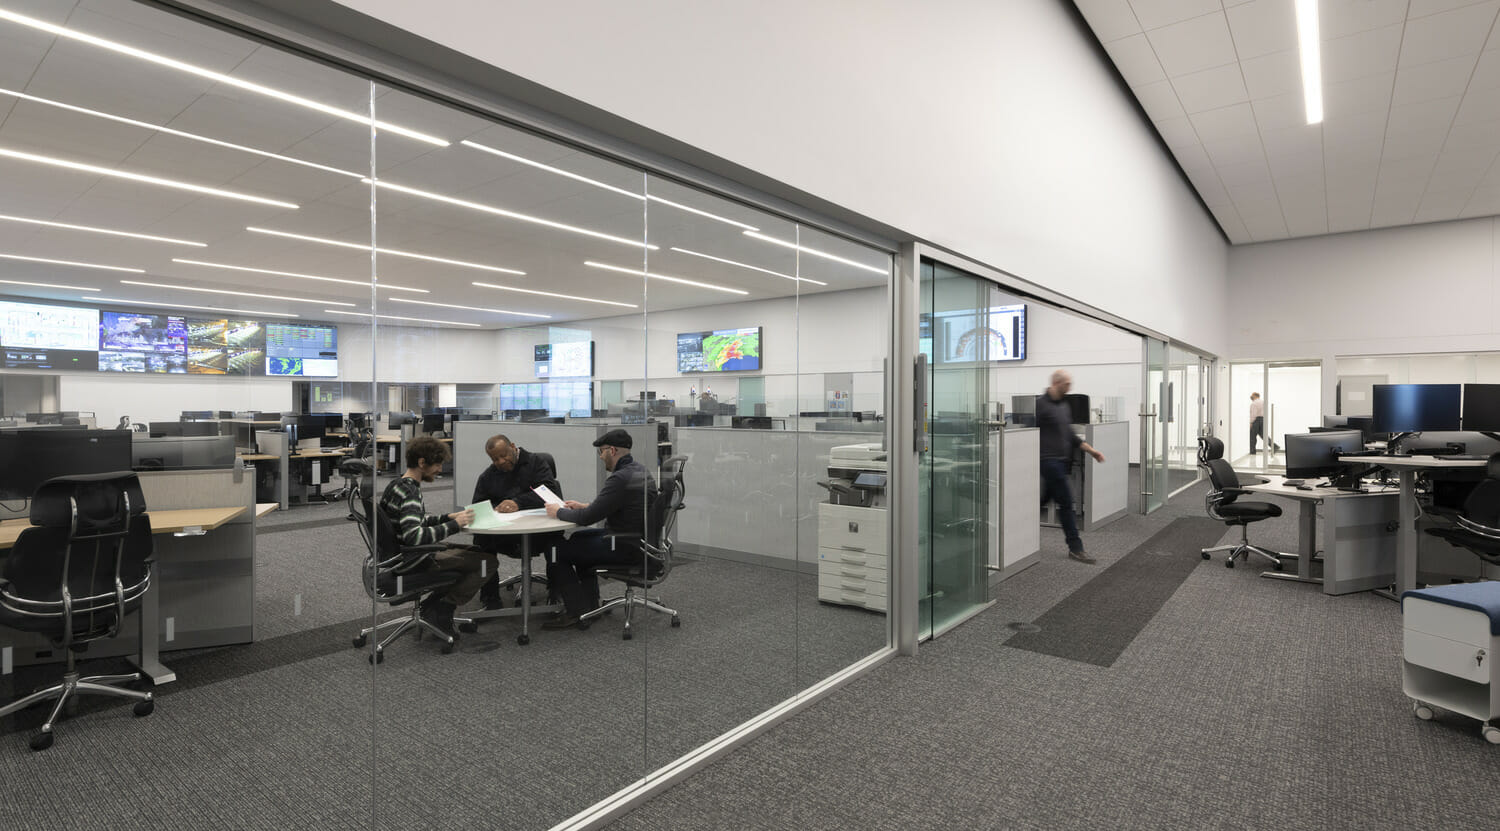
[1141,338,1168,513]
[1231,360,1320,472]
[919,259,993,638]
[1166,345,1211,497]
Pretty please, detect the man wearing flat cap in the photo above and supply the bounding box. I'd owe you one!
[543,428,657,629]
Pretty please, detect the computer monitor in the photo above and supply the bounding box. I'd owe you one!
[181,421,221,437]
[421,412,446,434]
[387,411,418,428]
[294,417,326,443]
[1284,430,1365,480]
[1372,384,1462,433]
[346,412,367,429]
[131,435,236,470]
[180,410,213,420]
[1462,384,1500,432]
[1064,393,1090,425]
[0,429,134,500]
[149,421,184,437]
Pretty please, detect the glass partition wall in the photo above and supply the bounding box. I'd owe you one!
[0,1,892,827]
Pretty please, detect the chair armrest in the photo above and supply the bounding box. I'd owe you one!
[1221,487,1256,498]
[1456,515,1500,540]
[394,544,447,572]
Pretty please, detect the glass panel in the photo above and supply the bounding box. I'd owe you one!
[1166,344,1204,494]
[1142,338,1168,512]
[921,260,991,636]
[1266,362,1323,458]
[1229,362,1268,470]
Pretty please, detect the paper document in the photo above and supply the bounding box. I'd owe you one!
[467,503,546,531]
[466,500,497,526]
[532,484,564,506]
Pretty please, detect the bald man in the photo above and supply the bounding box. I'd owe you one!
[1037,369,1105,564]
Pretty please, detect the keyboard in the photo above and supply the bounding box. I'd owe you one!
[1280,478,1305,487]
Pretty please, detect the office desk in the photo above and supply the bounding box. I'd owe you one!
[463,513,571,645]
[1,505,246,683]
[1240,475,1400,595]
[1342,455,1487,598]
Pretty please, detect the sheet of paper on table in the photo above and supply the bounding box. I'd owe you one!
[532,484,564,506]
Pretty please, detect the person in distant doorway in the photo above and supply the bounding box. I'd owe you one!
[1249,392,1270,454]
[1037,370,1106,564]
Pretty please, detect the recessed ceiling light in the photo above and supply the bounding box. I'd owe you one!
[0,87,362,178]
[91,296,300,318]
[460,139,760,231]
[471,281,638,308]
[584,261,749,295]
[389,297,550,319]
[324,309,481,328]
[364,178,656,250]
[245,226,525,275]
[172,259,428,293]
[0,279,100,291]
[741,231,888,275]
[0,146,298,209]
[119,279,355,307]
[669,247,828,286]
[1294,0,1323,125]
[0,213,205,246]
[0,8,447,146]
[0,252,142,272]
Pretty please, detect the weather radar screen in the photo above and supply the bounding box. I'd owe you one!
[677,326,761,373]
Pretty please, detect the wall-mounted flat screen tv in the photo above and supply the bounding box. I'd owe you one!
[534,341,593,378]
[677,326,761,372]
[930,303,1026,363]
[98,311,188,373]
[0,299,100,370]
[266,323,338,377]
[185,318,265,375]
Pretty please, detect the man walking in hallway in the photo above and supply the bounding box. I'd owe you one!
[1037,370,1106,564]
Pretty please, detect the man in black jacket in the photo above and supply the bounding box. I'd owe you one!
[543,428,656,629]
[471,433,561,608]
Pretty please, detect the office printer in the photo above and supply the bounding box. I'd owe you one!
[820,442,887,509]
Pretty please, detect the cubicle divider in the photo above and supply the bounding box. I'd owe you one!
[992,427,1041,577]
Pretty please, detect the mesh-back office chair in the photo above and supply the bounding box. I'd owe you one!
[492,451,560,606]
[1425,452,1500,567]
[0,473,156,751]
[330,425,374,507]
[1198,436,1286,569]
[580,455,686,639]
[348,483,464,663]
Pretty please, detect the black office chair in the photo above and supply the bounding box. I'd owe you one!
[1425,452,1500,567]
[1197,436,1285,569]
[330,426,374,507]
[0,472,156,751]
[347,483,465,663]
[580,455,686,639]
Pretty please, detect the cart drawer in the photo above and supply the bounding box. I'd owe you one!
[1404,629,1492,684]
[1404,598,1493,649]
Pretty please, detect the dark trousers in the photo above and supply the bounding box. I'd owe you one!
[1040,457,1083,553]
[546,528,641,616]
[1250,416,1265,453]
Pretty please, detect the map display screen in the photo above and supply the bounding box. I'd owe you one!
[677,326,761,373]
[266,323,338,377]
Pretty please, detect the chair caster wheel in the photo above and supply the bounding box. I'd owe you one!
[441,641,456,655]
[1483,724,1500,744]
[1413,701,1434,720]
[622,630,633,640]
[458,621,478,634]
[133,699,154,717]
[369,651,384,665]
[352,634,367,648]
[29,731,53,752]
[1201,551,1210,560]
[517,633,530,646]
[1271,560,1283,571]
[1225,559,1235,568]
[671,616,681,628]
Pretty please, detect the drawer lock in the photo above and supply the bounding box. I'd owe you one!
[1478,649,1487,668]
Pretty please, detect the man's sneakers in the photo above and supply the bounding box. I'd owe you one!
[1068,549,1098,565]
[420,600,458,640]
[541,611,589,631]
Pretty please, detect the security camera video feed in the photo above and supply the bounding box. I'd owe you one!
[186,319,265,375]
[98,311,189,373]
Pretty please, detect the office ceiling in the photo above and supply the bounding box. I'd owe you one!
[0,0,887,330]
[1073,0,1500,244]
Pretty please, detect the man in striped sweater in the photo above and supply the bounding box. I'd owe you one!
[378,436,485,637]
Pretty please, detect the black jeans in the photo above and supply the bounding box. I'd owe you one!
[545,528,642,616]
[1250,416,1265,453]
[1040,457,1083,553]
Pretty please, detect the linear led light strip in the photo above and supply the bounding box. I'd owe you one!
[669,246,827,286]
[0,8,446,146]
[324,309,480,328]
[245,227,523,275]
[460,139,760,232]
[0,213,204,246]
[1294,0,1323,125]
[471,281,637,308]
[584,261,748,295]
[0,146,298,209]
[0,252,143,272]
[92,296,299,318]
[364,178,656,250]
[120,279,355,307]
[0,278,100,291]
[389,297,550,319]
[741,231,887,275]
[0,87,361,178]
[172,259,428,293]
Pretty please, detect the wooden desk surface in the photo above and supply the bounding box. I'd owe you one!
[255,502,278,519]
[239,453,277,461]
[0,505,246,549]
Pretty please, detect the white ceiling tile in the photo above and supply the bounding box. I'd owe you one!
[1459,185,1500,216]
[1323,73,1396,119]
[1267,151,1325,180]
[1410,0,1498,17]
[1428,165,1488,190]
[1472,50,1500,90]
[1260,124,1323,157]
[1127,0,1221,31]
[1186,169,1230,204]
[1454,91,1500,125]
[1225,0,1298,60]
[1391,55,1481,105]
[1153,116,1201,149]
[1241,49,1302,99]
[1380,128,1449,161]
[1433,147,1500,173]
[1132,79,1187,122]
[1237,198,1290,239]
[1217,157,1274,186]
[1144,12,1236,77]
[1227,178,1279,202]
[1484,163,1500,185]
[1252,93,1310,130]
[1378,156,1436,188]
[1325,161,1380,189]
[1172,63,1250,113]
[1445,118,1500,150]
[1398,2,1500,68]
[1322,25,1403,84]
[1204,134,1268,166]
[1075,0,1143,42]
[1188,102,1259,141]
[1172,142,1215,171]
[1280,190,1330,236]
[1104,33,1168,84]
[1389,96,1463,128]
[1370,198,1419,227]
[1211,205,1252,243]
[1321,0,1410,39]
[1322,111,1390,145]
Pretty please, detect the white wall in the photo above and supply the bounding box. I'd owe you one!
[333,0,1230,353]
[58,375,292,428]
